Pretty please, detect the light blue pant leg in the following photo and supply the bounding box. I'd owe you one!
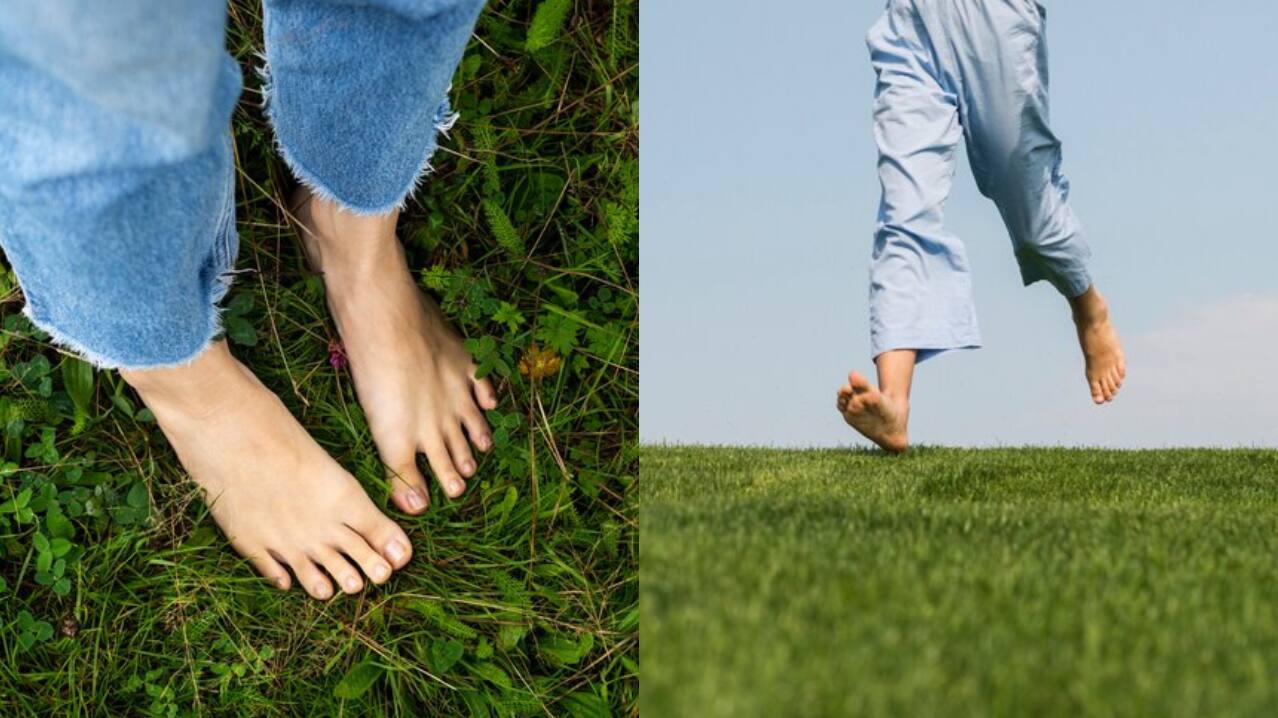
[262,0,486,214]
[866,0,1092,362]
[0,0,241,369]
[866,3,982,362]
[929,0,1093,299]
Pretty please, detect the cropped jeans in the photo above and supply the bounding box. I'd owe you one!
[866,0,1091,361]
[0,0,484,368]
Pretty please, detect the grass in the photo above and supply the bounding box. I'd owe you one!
[642,446,1278,717]
[0,1,636,715]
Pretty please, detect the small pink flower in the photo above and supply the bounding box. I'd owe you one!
[327,339,348,370]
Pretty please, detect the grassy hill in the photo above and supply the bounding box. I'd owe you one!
[642,446,1278,717]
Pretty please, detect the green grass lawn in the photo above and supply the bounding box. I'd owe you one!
[0,1,636,715]
[642,446,1278,718]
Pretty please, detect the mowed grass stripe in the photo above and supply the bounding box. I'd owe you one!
[641,447,1278,718]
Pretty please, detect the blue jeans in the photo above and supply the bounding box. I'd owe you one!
[0,0,484,369]
[866,0,1092,361]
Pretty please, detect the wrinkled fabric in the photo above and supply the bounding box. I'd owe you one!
[0,0,483,369]
[866,0,1091,361]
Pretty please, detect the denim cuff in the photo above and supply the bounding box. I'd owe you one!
[262,68,459,216]
[258,0,483,216]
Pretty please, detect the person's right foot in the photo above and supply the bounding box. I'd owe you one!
[837,370,910,453]
[121,340,414,600]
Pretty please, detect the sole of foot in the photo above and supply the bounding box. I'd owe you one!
[1070,286,1126,404]
[836,370,909,453]
[123,340,414,600]
[289,186,499,515]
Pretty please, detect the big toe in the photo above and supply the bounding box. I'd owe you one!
[848,371,873,393]
[385,456,431,515]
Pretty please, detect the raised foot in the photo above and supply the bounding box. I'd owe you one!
[1070,286,1126,404]
[836,370,909,453]
[291,187,499,515]
[122,341,414,600]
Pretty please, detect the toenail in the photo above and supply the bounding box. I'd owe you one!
[451,480,465,495]
[315,583,330,598]
[275,576,288,589]
[405,490,425,511]
[386,540,407,564]
[462,461,475,473]
[373,563,390,581]
[343,576,360,592]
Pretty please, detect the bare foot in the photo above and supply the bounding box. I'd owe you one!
[1069,285,1126,404]
[291,187,498,514]
[122,341,414,599]
[836,370,909,453]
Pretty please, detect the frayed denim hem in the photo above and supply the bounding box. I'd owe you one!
[257,57,459,217]
[13,183,240,372]
[20,301,224,371]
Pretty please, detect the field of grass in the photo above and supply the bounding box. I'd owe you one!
[0,1,636,715]
[642,446,1278,717]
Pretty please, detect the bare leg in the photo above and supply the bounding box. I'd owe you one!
[837,349,914,453]
[1068,284,1126,404]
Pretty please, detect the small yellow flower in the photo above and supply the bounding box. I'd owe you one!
[518,344,562,379]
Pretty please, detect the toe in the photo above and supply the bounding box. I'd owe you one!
[385,457,431,515]
[289,556,335,600]
[461,406,493,453]
[313,546,364,595]
[472,375,499,410]
[848,371,873,394]
[446,427,478,478]
[1089,379,1104,404]
[423,440,467,499]
[248,550,291,590]
[348,502,414,570]
[337,528,394,585]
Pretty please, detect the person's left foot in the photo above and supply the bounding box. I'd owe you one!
[1069,285,1126,404]
[291,187,499,513]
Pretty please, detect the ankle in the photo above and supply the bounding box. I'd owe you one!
[120,340,242,409]
[880,387,909,407]
[1069,285,1108,323]
[296,192,402,281]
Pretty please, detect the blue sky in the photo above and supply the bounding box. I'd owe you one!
[641,0,1278,448]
